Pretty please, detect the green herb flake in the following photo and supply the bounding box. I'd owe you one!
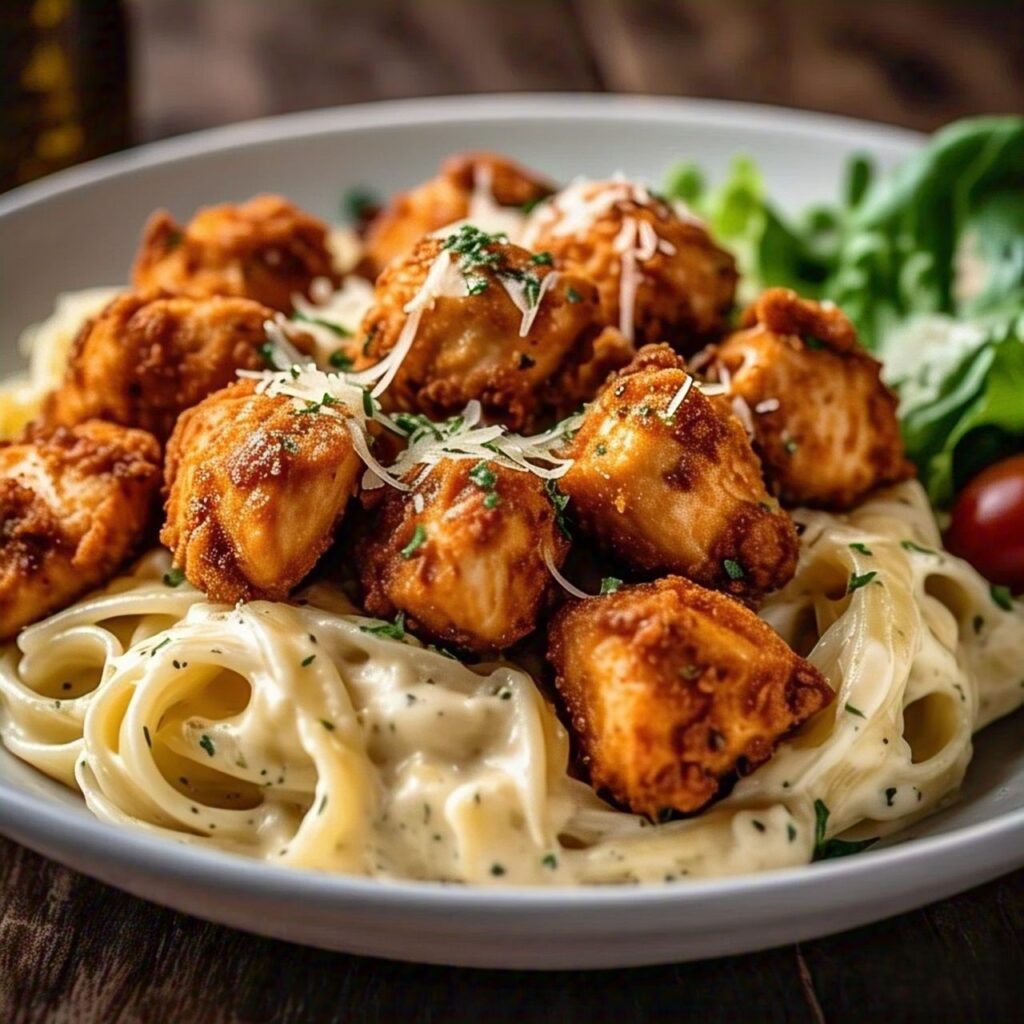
[545,480,572,539]
[885,787,897,807]
[530,251,554,265]
[400,524,428,559]
[595,443,608,456]
[848,570,878,593]
[787,823,797,843]
[318,795,328,815]
[752,819,766,833]
[813,797,877,860]
[150,637,172,657]
[360,612,406,641]
[483,491,502,509]
[679,664,701,680]
[291,310,351,337]
[723,558,745,581]
[163,567,186,588]
[329,350,354,370]
[848,542,873,556]
[566,286,582,304]
[259,342,278,368]
[600,577,623,594]
[783,437,799,455]
[301,654,316,668]
[991,584,1014,611]
[490,863,506,877]
[468,461,497,490]
[845,703,866,718]
[320,719,335,731]
[143,726,152,749]
[803,335,827,350]
[900,539,937,555]
[361,389,374,418]
[198,734,215,758]
[541,853,558,869]
[342,185,379,223]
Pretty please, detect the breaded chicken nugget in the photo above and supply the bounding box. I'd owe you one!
[133,195,338,312]
[355,457,568,652]
[547,576,833,816]
[356,227,633,431]
[559,345,798,598]
[707,288,913,509]
[162,380,362,603]
[0,421,161,639]
[360,152,553,278]
[42,292,313,442]
[522,179,736,351]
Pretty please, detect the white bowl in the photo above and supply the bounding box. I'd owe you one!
[1,95,1022,970]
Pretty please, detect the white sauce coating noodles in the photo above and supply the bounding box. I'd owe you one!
[3,481,1022,885]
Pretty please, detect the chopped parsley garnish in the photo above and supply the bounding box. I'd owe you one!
[541,853,558,869]
[301,654,316,668]
[468,461,497,489]
[466,277,489,296]
[973,615,985,635]
[279,436,300,455]
[163,567,186,588]
[566,286,582,304]
[521,196,545,215]
[723,558,745,581]
[483,491,502,509]
[318,795,328,816]
[812,798,878,860]
[490,863,506,877]
[848,570,878,593]
[320,719,335,731]
[787,823,798,843]
[885,787,897,807]
[845,703,866,718]
[803,335,827,350]
[752,819,766,833]
[991,584,1014,611]
[198,734,215,758]
[361,389,375,417]
[400,524,427,559]
[595,443,607,456]
[361,612,406,641]
[900,539,936,555]
[600,577,623,594]
[143,726,152,748]
[341,185,379,223]
[848,542,873,556]
[530,251,554,265]
[544,480,572,539]
[291,311,351,337]
[259,342,278,368]
[329,350,354,370]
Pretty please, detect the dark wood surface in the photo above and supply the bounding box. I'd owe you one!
[4,2,1024,1020]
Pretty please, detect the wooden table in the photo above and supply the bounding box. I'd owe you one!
[4,2,1024,1019]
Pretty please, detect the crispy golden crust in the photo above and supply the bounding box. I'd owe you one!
[0,421,162,639]
[41,292,313,443]
[132,194,338,312]
[525,183,737,351]
[359,152,553,278]
[560,344,799,598]
[710,289,914,509]
[356,236,632,431]
[547,576,834,816]
[161,380,361,603]
[354,458,568,652]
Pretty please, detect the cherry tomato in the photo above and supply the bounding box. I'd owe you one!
[945,454,1024,592]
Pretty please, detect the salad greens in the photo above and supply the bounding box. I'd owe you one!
[665,117,1024,506]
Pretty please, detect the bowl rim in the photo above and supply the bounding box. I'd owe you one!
[2,92,1017,920]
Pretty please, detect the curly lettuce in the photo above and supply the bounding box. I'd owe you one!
[666,117,1024,505]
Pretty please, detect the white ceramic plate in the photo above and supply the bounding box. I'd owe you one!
[1,95,1022,970]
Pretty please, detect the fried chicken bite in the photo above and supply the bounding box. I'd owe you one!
[0,421,161,639]
[706,288,913,509]
[521,179,737,352]
[41,292,313,443]
[359,152,554,278]
[558,344,798,599]
[162,380,362,603]
[354,458,568,653]
[355,227,633,431]
[547,576,833,816]
[133,195,338,312]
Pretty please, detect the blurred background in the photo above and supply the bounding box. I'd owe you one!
[2,0,1023,193]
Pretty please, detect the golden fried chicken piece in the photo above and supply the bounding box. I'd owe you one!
[162,380,362,603]
[355,228,633,431]
[707,288,914,509]
[559,345,798,598]
[41,292,313,443]
[547,576,833,816]
[133,195,338,312]
[354,458,568,652]
[0,421,161,639]
[359,152,554,279]
[521,179,737,352]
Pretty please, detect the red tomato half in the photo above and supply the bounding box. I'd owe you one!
[945,454,1024,592]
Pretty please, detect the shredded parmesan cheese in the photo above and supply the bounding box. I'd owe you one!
[542,547,590,600]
